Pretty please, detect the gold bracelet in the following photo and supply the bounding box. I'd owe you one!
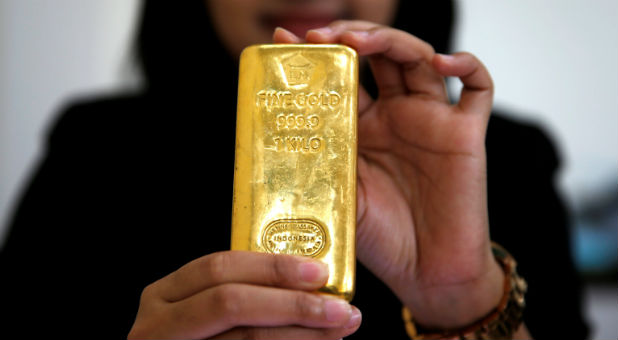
[401,242,527,340]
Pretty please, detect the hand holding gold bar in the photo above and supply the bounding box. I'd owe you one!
[231,44,358,301]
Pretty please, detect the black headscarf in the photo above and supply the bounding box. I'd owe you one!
[134,0,455,97]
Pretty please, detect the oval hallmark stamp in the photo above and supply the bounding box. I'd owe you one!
[262,219,326,257]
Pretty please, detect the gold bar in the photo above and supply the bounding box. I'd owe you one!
[231,44,358,301]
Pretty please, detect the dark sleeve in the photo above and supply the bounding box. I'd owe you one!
[0,104,141,338]
[486,116,589,339]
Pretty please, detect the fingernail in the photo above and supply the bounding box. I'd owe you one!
[341,30,370,43]
[308,26,332,35]
[349,30,369,37]
[275,26,294,37]
[345,306,362,328]
[299,260,328,283]
[437,53,455,61]
[323,297,352,323]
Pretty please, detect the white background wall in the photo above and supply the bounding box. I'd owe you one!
[0,0,141,237]
[452,0,617,212]
[0,1,616,337]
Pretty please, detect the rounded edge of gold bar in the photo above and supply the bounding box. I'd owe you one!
[318,285,355,302]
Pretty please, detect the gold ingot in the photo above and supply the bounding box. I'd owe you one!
[231,44,358,301]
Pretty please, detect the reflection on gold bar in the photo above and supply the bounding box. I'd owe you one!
[231,44,358,301]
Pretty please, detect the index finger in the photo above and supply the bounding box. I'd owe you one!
[307,21,445,99]
[151,251,329,302]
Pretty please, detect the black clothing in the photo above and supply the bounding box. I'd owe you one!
[0,94,588,339]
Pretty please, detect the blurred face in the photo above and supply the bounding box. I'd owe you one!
[207,0,398,58]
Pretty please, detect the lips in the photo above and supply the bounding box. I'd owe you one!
[262,14,340,38]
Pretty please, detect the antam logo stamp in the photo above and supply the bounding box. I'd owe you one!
[282,53,315,87]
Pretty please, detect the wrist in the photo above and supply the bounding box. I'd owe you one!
[402,242,528,340]
[404,251,505,329]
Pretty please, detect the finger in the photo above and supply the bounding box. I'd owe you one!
[169,284,358,339]
[433,52,494,116]
[308,21,434,63]
[341,28,446,99]
[212,322,361,340]
[306,20,406,98]
[367,54,406,97]
[305,20,378,42]
[151,251,328,302]
[358,84,373,114]
[273,27,303,43]
[308,22,446,99]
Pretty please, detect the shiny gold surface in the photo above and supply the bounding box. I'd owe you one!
[231,44,358,301]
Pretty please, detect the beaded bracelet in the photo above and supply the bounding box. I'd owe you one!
[401,242,527,340]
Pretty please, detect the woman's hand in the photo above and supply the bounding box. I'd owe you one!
[274,21,503,329]
[128,251,361,339]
